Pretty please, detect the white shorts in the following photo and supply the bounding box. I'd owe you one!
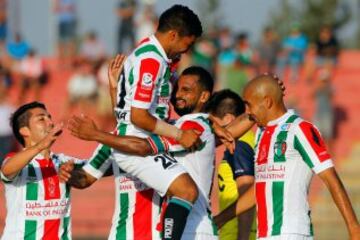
[113,150,187,197]
[258,234,313,240]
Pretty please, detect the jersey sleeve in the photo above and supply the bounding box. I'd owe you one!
[1,152,18,183]
[147,119,206,154]
[56,153,86,167]
[131,57,162,109]
[293,121,333,174]
[225,140,255,178]
[82,144,113,179]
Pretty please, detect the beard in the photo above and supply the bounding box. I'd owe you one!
[174,101,196,116]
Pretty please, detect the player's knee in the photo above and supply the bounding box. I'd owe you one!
[184,182,198,203]
[168,173,198,203]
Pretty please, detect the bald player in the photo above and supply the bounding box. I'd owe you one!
[215,74,360,240]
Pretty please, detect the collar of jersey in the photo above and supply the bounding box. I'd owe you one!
[150,34,171,64]
[267,109,295,126]
[22,150,53,162]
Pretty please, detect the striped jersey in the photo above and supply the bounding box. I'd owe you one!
[253,110,333,238]
[148,113,218,238]
[114,34,173,138]
[0,152,84,240]
[83,135,162,240]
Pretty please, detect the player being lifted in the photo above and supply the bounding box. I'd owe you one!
[65,5,233,240]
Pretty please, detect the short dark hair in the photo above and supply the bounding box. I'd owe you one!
[204,89,245,118]
[157,5,202,37]
[181,66,214,93]
[10,101,46,146]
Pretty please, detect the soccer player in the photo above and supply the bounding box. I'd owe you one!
[106,5,204,239]
[61,66,220,239]
[66,5,231,239]
[205,89,256,240]
[215,74,360,239]
[0,102,84,239]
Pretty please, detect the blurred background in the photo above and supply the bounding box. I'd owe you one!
[0,0,360,239]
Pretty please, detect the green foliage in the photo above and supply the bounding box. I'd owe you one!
[196,0,222,32]
[269,0,351,42]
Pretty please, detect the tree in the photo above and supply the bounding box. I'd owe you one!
[196,0,222,32]
[269,0,351,42]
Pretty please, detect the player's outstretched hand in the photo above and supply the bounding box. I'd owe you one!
[178,129,202,151]
[213,121,235,154]
[264,72,285,96]
[35,122,63,152]
[59,160,74,183]
[108,54,126,89]
[67,115,99,141]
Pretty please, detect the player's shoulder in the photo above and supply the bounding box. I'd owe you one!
[176,113,211,130]
[276,112,305,133]
[1,152,16,168]
[132,38,165,62]
[238,130,255,148]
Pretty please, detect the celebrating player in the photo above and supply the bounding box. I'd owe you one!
[0,102,84,239]
[214,74,360,240]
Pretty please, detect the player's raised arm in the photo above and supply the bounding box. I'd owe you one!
[108,54,126,110]
[1,123,63,180]
[68,115,153,156]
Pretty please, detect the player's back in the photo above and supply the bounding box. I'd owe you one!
[114,35,173,138]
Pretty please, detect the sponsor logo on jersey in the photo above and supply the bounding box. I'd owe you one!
[274,141,287,156]
[141,73,153,89]
[158,96,170,105]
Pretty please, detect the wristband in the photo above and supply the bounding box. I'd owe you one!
[153,119,182,140]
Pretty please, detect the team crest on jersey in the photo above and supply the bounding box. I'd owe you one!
[141,73,153,89]
[280,123,291,131]
[274,141,287,156]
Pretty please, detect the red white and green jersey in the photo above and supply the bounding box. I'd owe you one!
[148,113,218,238]
[114,35,173,138]
[0,152,84,240]
[253,110,333,238]
[83,141,162,240]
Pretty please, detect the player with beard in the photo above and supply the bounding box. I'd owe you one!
[61,66,220,239]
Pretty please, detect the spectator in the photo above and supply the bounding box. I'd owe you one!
[316,25,339,66]
[216,28,236,90]
[192,37,217,73]
[6,33,29,60]
[116,0,136,53]
[55,0,77,65]
[135,1,157,42]
[67,58,98,109]
[18,49,48,104]
[234,33,254,66]
[96,58,116,129]
[313,65,334,152]
[277,23,308,83]
[257,27,281,74]
[79,31,106,66]
[224,56,249,96]
[0,0,7,45]
[0,69,15,165]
